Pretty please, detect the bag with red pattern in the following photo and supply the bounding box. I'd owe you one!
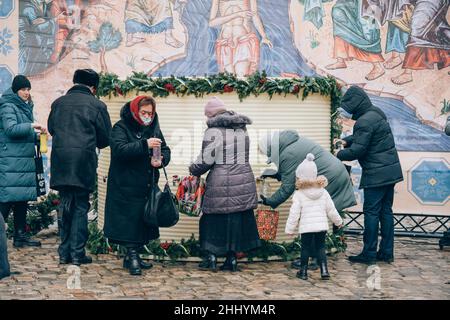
[255,209,279,241]
[174,175,205,216]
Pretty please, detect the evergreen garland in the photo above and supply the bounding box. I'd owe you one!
[98,71,343,147]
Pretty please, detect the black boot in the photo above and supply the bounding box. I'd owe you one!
[123,248,142,276]
[348,253,376,265]
[198,253,217,272]
[59,256,72,265]
[296,265,308,280]
[320,262,330,280]
[71,255,92,266]
[376,252,394,264]
[13,230,41,248]
[0,271,10,280]
[220,252,238,272]
[309,257,319,271]
[123,252,153,270]
[291,258,302,269]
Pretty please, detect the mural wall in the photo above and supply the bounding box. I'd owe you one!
[1,0,449,214]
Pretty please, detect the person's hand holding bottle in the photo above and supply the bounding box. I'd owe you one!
[32,123,47,134]
[147,138,161,149]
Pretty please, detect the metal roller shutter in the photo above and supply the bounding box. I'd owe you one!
[98,93,331,243]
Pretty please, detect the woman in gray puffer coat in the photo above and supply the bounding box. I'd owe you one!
[189,97,260,272]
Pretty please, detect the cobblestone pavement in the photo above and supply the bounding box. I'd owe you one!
[0,231,448,300]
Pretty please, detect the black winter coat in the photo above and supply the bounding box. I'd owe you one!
[337,86,403,189]
[103,103,171,245]
[48,85,112,192]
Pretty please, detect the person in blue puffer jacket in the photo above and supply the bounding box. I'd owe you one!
[0,75,46,251]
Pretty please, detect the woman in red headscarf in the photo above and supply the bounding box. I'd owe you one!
[104,96,171,276]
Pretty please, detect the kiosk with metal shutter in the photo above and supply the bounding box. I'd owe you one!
[97,92,332,244]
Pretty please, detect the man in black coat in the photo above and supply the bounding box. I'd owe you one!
[336,86,403,265]
[48,69,112,265]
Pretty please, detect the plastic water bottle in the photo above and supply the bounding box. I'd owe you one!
[40,133,48,154]
[151,145,162,167]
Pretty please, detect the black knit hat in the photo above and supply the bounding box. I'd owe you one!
[12,75,31,93]
[73,69,100,89]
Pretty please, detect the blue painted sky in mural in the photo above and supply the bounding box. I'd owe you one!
[370,95,450,152]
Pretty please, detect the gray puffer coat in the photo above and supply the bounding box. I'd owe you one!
[189,111,258,214]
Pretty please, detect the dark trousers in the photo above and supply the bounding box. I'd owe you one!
[0,202,28,234]
[300,231,327,267]
[0,213,10,278]
[58,187,90,260]
[362,184,395,259]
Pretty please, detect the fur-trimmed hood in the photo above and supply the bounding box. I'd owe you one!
[206,111,252,129]
[296,175,328,200]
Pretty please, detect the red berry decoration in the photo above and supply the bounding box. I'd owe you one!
[223,85,234,93]
[164,83,176,93]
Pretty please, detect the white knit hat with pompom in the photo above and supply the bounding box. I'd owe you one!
[295,153,318,180]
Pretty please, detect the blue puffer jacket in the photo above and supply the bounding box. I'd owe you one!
[0,88,37,203]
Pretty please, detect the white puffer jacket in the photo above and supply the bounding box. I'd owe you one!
[285,182,343,235]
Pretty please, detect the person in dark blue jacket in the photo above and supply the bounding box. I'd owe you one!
[336,86,403,264]
[0,75,46,249]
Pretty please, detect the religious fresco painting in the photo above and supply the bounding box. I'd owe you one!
[1,0,449,213]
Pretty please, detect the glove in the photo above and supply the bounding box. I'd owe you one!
[259,195,268,206]
[260,172,281,181]
[274,172,281,182]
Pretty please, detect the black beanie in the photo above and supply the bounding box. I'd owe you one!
[73,69,100,89]
[12,75,31,93]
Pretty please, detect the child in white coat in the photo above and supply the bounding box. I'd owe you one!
[285,153,343,280]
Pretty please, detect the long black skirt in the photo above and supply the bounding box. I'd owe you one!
[199,210,261,256]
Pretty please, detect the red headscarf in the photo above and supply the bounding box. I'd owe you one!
[130,95,155,126]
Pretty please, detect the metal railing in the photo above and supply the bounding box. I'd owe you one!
[344,211,450,238]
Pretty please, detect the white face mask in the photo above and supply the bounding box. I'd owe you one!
[140,115,152,126]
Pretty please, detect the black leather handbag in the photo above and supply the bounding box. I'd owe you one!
[143,162,179,228]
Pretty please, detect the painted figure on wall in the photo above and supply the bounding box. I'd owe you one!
[209,0,273,76]
[301,0,330,30]
[362,0,413,70]
[19,0,57,75]
[391,0,450,85]
[19,0,87,75]
[124,0,184,48]
[50,0,85,63]
[154,0,314,77]
[326,0,385,81]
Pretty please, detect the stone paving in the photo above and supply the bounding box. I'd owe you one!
[0,230,449,300]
